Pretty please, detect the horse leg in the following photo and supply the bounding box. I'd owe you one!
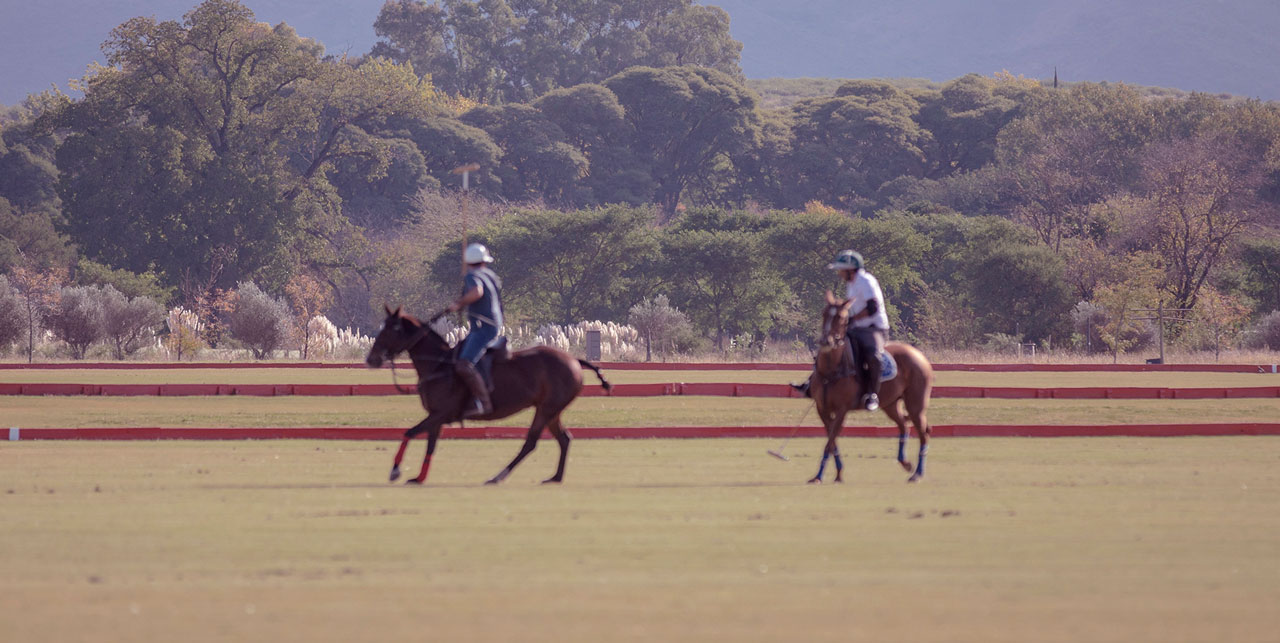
[394,413,447,485]
[411,421,446,485]
[809,409,848,484]
[906,405,931,483]
[881,402,914,472]
[541,415,572,484]
[486,409,552,485]
[390,414,436,482]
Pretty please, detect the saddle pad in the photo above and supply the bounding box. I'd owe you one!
[879,351,898,382]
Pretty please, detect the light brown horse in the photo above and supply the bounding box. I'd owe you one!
[808,291,934,483]
[364,306,611,485]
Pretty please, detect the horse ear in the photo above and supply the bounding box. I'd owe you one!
[383,304,393,317]
[393,305,403,317]
[824,290,836,305]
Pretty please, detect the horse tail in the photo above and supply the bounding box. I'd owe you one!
[578,359,612,392]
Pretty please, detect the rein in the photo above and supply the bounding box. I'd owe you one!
[385,325,451,394]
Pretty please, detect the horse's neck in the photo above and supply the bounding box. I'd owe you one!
[815,344,847,376]
[405,336,449,378]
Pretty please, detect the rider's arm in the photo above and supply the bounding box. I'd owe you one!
[445,282,484,313]
[851,298,878,321]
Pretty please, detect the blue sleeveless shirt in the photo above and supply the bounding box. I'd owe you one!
[464,267,503,328]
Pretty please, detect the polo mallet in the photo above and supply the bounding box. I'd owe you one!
[768,403,813,461]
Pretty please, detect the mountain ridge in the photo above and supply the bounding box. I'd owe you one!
[2,0,1276,107]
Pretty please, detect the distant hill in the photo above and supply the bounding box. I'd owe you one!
[716,0,1280,101]
[3,0,1278,107]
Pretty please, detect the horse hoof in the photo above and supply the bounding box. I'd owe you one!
[389,468,401,482]
[807,478,822,485]
[541,477,563,485]
[907,474,922,483]
[405,479,423,485]
[484,478,501,485]
[899,460,913,472]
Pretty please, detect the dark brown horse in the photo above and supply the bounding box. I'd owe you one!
[364,306,611,485]
[807,291,934,483]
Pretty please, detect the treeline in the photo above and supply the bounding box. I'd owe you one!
[2,0,1280,359]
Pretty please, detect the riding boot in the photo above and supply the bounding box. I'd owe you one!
[861,353,882,411]
[790,377,812,398]
[454,360,493,417]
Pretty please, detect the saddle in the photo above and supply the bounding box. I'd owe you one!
[842,341,898,382]
[453,337,510,391]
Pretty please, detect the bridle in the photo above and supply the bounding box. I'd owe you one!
[378,312,451,394]
[820,303,849,350]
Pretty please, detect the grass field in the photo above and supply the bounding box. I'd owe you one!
[4,394,1280,429]
[2,366,1278,430]
[3,438,1278,642]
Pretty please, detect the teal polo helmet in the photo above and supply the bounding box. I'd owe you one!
[827,250,864,271]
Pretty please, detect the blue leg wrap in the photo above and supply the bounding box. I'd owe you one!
[816,451,831,479]
[897,436,907,462]
[833,449,844,472]
[916,443,928,476]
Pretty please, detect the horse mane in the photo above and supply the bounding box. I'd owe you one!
[396,311,450,351]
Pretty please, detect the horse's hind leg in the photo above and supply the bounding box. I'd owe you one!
[905,404,931,483]
[542,415,572,484]
[881,402,914,472]
[486,409,552,485]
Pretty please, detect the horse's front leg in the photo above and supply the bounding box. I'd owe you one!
[393,413,447,484]
[809,409,847,484]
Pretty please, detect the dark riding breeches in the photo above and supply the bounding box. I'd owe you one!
[848,326,886,396]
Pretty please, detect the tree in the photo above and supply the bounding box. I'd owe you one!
[395,116,503,199]
[0,275,25,351]
[1238,235,1280,314]
[763,209,928,331]
[533,83,651,206]
[99,286,165,360]
[46,285,106,359]
[661,226,787,350]
[995,82,1155,252]
[7,263,66,362]
[434,205,661,324]
[1093,253,1164,363]
[461,103,587,204]
[914,73,1037,179]
[605,66,760,213]
[966,241,1073,344]
[228,282,293,359]
[371,0,742,104]
[628,294,692,361]
[1131,135,1278,310]
[1183,287,1250,360]
[784,81,931,210]
[47,0,442,293]
[284,274,333,360]
[74,259,174,305]
[0,196,74,273]
[164,307,206,361]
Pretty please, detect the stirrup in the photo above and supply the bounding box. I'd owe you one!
[462,397,489,418]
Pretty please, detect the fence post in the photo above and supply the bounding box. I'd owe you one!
[586,330,602,361]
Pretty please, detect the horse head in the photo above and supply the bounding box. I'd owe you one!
[365,305,448,368]
[820,290,854,349]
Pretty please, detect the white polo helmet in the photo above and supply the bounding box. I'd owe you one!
[464,243,494,264]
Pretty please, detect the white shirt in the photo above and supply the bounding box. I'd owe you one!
[845,271,889,330]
